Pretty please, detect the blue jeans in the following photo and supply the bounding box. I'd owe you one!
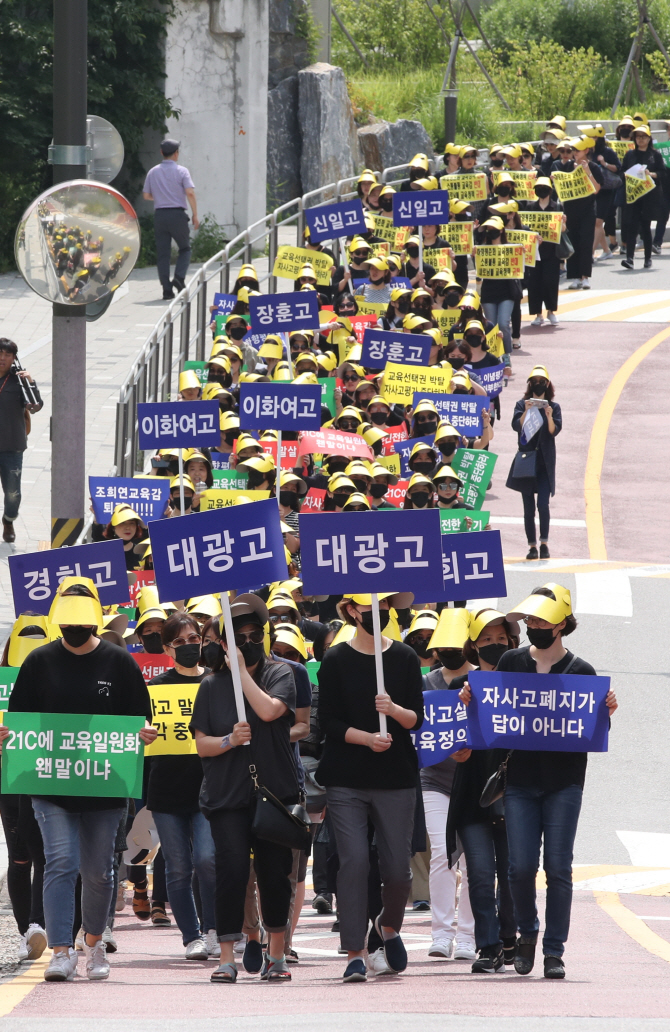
[521,465,551,544]
[483,300,515,353]
[152,810,216,944]
[458,820,516,950]
[32,799,124,948]
[0,450,23,522]
[504,784,583,957]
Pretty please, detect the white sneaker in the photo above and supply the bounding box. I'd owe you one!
[530,316,543,327]
[116,881,127,912]
[44,948,78,982]
[18,935,29,963]
[205,929,219,957]
[185,937,209,960]
[25,923,47,961]
[366,947,393,975]
[102,924,118,954]
[428,938,454,959]
[599,250,614,260]
[582,278,591,289]
[454,940,477,961]
[568,279,582,290]
[83,939,110,980]
[547,312,559,325]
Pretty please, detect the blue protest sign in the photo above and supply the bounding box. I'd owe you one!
[239,382,322,431]
[212,293,237,317]
[467,363,506,398]
[89,477,171,524]
[412,391,489,435]
[298,508,443,596]
[148,498,286,601]
[392,434,435,477]
[411,689,471,768]
[8,540,130,617]
[137,401,221,450]
[304,199,367,243]
[242,330,268,352]
[249,292,320,335]
[392,277,412,290]
[467,670,611,752]
[361,328,431,369]
[392,191,450,227]
[352,278,368,289]
[413,529,507,604]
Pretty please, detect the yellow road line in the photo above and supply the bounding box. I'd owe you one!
[595,891,670,963]
[0,953,50,1016]
[584,326,670,560]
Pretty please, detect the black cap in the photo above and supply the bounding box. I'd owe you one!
[160,138,181,156]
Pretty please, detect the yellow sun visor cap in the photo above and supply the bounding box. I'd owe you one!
[220,412,240,432]
[480,217,505,232]
[279,471,308,495]
[428,607,471,650]
[169,474,195,492]
[578,123,605,138]
[237,454,276,475]
[534,177,553,190]
[390,286,411,303]
[502,144,522,159]
[409,152,430,171]
[342,492,371,510]
[7,614,50,666]
[632,124,652,137]
[357,171,378,185]
[489,201,518,214]
[186,594,222,618]
[274,625,308,659]
[408,609,439,635]
[258,339,284,360]
[341,591,414,610]
[444,142,461,156]
[135,606,167,632]
[571,136,593,151]
[49,593,104,630]
[469,608,519,641]
[432,464,463,485]
[528,364,550,381]
[458,290,481,309]
[348,236,372,254]
[434,423,462,442]
[449,199,471,215]
[365,256,389,272]
[411,176,438,191]
[546,115,567,131]
[463,319,485,334]
[178,370,201,393]
[506,585,572,625]
[541,129,566,142]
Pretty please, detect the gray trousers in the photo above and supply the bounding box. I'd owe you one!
[326,785,415,952]
[154,207,191,290]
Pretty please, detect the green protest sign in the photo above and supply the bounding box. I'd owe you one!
[656,139,670,169]
[0,668,20,709]
[183,360,208,387]
[1,713,145,797]
[451,449,497,509]
[212,468,249,490]
[305,659,321,686]
[440,510,490,534]
[318,378,336,417]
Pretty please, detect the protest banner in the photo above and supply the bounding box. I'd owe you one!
[413,528,506,604]
[655,139,670,169]
[372,241,390,258]
[551,165,595,202]
[382,363,452,405]
[411,689,471,767]
[412,392,489,435]
[302,488,326,513]
[145,681,201,756]
[211,469,249,490]
[9,539,129,617]
[492,168,537,200]
[434,308,462,342]
[518,210,563,245]
[249,291,321,334]
[440,510,490,534]
[392,192,451,227]
[305,659,320,686]
[467,670,611,751]
[133,653,175,682]
[422,247,454,272]
[258,436,299,470]
[304,199,366,242]
[486,325,505,359]
[89,477,171,524]
[0,668,19,708]
[385,479,408,505]
[371,215,410,248]
[211,292,237,317]
[378,453,402,477]
[298,430,373,461]
[474,245,525,280]
[450,448,498,508]
[239,382,322,431]
[625,168,656,204]
[348,314,378,349]
[440,172,488,202]
[127,570,156,607]
[504,229,539,268]
[393,434,435,477]
[468,361,506,398]
[352,300,387,319]
[361,329,431,369]
[611,140,635,161]
[318,377,336,417]
[443,221,474,255]
[272,245,334,286]
[199,489,271,509]
[1,713,145,797]
[138,401,221,451]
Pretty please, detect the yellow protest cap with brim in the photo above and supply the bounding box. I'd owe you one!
[369,460,397,484]
[411,288,432,302]
[412,398,440,418]
[411,176,438,191]
[346,343,363,362]
[362,424,388,449]
[330,622,356,646]
[337,405,363,425]
[358,170,378,185]
[578,123,605,138]
[458,289,481,309]
[432,464,463,485]
[340,590,414,610]
[273,362,293,382]
[502,144,522,159]
[110,504,145,527]
[290,327,315,339]
[407,472,434,493]
[327,472,356,493]
[632,124,652,138]
[267,591,300,614]
[137,584,161,613]
[386,253,402,272]
[274,624,308,659]
[469,607,520,641]
[380,184,396,198]
[317,351,337,373]
[365,256,390,272]
[494,171,515,186]
[546,115,567,131]
[422,327,442,347]
[348,236,372,254]
[460,145,478,157]
[297,264,316,280]
[169,474,195,492]
[236,286,261,305]
[342,492,371,511]
[186,594,222,618]
[409,152,430,170]
[409,440,438,462]
[201,383,225,402]
[449,199,471,215]
[206,354,232,373]
[279,471,307,495]
[49,592,103,630]
[389,287,411,304]
[632,112,648,125]
[408,609,439,635]
[402,313,431,332]
[506,584,572,625]
[7,614,50,666]
[450,370,472,390]
[434,422,462,443]
[235,433,264,455]
[541,128,566,142]
[237,453,275,476]
[463,319,486,334]
[221,342,244,361]
[294,354,319,373]
[444,142,461,156]
[480,217,505,232]
[219,411,240,432]
[258,338,284,360]
[618,115,635,127]
[430,271,458,289]
[490,201,518,214]
[238,263,259,281]
[534,177,553,190]
[178,370,201,393]
[528,364,550,381]
[520,142,535,155]
[428,607,471,650]
[572,136,593,152]
[135,606,167,632]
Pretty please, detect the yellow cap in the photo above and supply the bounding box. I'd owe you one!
[412,398,439,417]
[342,492,371,510]
[434,422,461,443]
[422,327,442,347]
[136,606,167,632]
[220,412,240,432]
[358,170,378,185]
[428,608,471,650]
[432,464,463,485]
[297,263,317,280]
[430,270,458,287]
[110,504,144,527]
[7,614,50,666]
[444,142,461,156]
[238,264,259,282]
[330,622,356,646]
[274,623,308,659]
[328,473,356,494]
[366,256,389,272]
[386,254,402,271]
[409,440,438,461]
[480,217,505,232]
[449,370,472,390]
[317,351,337,373]
[258,337,284,360]
[169,474,195,492]
[235,433,264,456]
[345,459,372,479]
[463,319,486,334]
[632,123,652,138]
[632,112,648,126]
[458,289,481,309]
[237,453,275,476]
[490,200,519,214]
[337,406,363,426]
[178,370,201,393]
[542,128,566,142]
[407,609,439,636]
[578,123,605,138]
[409,152,430,170]
[222,342,244,361]
[460,145,478,157]
[407,472,434,491]
[502,144,522,159]
[339,591,414,610]
[348,236,372,254]
[547,115,567,131]
[201,383,224,402]
[402,314,431,332]
[449,199,471,215]
[520,142,535,155]
[528,364,550,381]
[469,607,519,641]
[293,370,319,385]
[572,135,593,151]
[362,424,388,449]
[534,177,553,190]
[507,584,572,625]
[411,176,438,191]
[279,471,307,495]
[49,592,104,630]
[236,286,261,305]
[273,362,293,382]
[186,594,222,618]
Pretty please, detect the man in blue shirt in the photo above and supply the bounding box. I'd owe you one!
[143,139,200,300]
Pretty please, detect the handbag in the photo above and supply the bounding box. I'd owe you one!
[512,450,537,479]
[249,764,312,852]
[556,230,574,260]
[600,166,622,191]
[301,755,327,816]
[479,752,511,808]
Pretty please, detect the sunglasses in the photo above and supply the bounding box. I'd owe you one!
[339,420,358,430]
[415,415,435,424]
[232,629,265,646]
[438,480,460,491]
[168,633,201,648]
[352,251,369,259]
[343,374,360,383]
[339,301,356,310]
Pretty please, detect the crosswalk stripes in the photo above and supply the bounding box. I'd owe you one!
[522,288,670,322]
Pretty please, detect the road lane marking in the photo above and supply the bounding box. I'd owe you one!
[0,952,50,1016]
[596,891,670,964]
[618,830,670,867]
[574,570,633,617]
[583,325,670,560]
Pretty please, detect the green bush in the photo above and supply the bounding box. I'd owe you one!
[190,215,228,264]
[333,0,453,70]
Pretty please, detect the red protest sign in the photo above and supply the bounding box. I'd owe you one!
[298,430,374,460]
[302,488,326,512]
[133,653,175,682]
[350,314,377,344]
[260,439,299,470]
[128,570,156,604]
[386,480,409,505]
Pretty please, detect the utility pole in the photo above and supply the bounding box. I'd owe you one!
[51,0,88,547]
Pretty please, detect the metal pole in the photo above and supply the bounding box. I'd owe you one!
[331,5,369,69]
[178,450,185,515]
[220,592,249,733]
[370,593,388,739]
[51,0,88,548]
[276,430,283,515]
[442,31,461,146]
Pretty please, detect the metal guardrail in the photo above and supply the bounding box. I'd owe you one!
[113,162,415,477]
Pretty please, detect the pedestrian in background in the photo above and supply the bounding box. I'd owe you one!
[143,139,199,301]
[0,338,42,543]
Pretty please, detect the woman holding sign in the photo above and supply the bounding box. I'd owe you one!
[525,178,564,326]
[550,138,602,290]
[620,125,665,270]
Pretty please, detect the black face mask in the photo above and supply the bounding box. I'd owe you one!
[407,247,419,259]
[369,483,388,499]
[452,387,469,395]
[223,432,238,446]
[465,334,483,347]
[279,491,298,509]
[445,291,462,307]
[208,373,227,385]
[535,188,551,199]
[496,187,512,197]
[439,440,457,456]
[410,491,431,508]
[449,356,466,370]
[409,639,430,659]
[140,631,163,655]
[240,641,265,666]
[485,233,501,244]
[491,158,505,168]
[380,198,393,211]
[174,643,202,667]
[247,473,267,490]
[477,642,509,667]
[202,641,222,668]
[438,649,464,670]
[412,461,434,476]
[531,382,547,396]
[358,610,390,635]
[333,492,350,508]
[228,326,246,341]
[527,626,557,650]
[351,479,369,493]
[416,419,437,435]
[369,411,388,425]
[397,299,411,314]
[61,626,94,648]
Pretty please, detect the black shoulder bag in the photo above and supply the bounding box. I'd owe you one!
[249,763,312,852]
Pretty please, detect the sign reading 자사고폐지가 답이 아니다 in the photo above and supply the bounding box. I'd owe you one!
[411,689,471,767]
[238,382,322,432]
[89,476,171,524]
[8,539,129,617]
[137,401,221,451]
[466,670,611,751]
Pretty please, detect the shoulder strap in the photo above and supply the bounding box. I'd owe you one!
[561,652,578,675]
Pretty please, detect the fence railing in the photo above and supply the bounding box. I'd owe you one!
[113,162,415,477]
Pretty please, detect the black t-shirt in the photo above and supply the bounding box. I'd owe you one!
[316,640,424,789]
[496,646,597,792]
[190,657,297,814]
[9,639,152,811]
[0,373,30,453]
[146,669,205,814]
